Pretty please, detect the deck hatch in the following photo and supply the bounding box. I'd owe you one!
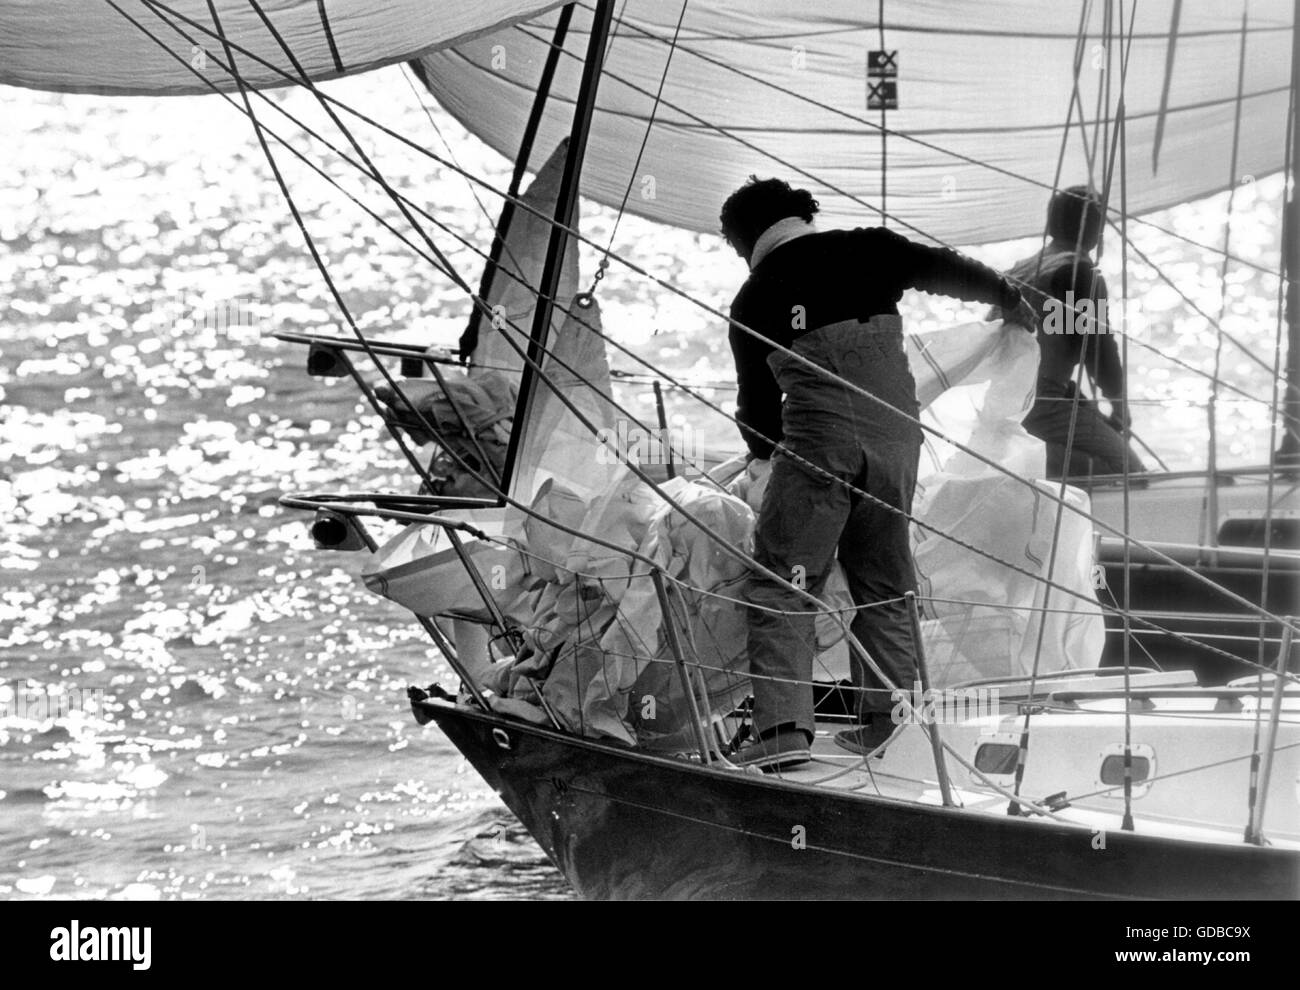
[973,742,1020,775]
[1098,742,1157,798]
[1100,754,1151,785]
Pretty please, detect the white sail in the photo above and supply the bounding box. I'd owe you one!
[8,3,1289,245]
[416,0,1294,245]
[0,0,560,95]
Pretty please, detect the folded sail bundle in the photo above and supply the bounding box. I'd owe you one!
[374,372,516,499]
[909,322,1105,683]
[363,319,1105,745]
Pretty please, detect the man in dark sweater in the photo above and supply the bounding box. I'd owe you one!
[1000,185,1145,479]
[721,177,1036,771]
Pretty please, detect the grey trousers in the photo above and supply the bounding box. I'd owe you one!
[1023,379,1146,479]
[743,318,923,741]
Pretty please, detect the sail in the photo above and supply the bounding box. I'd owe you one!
[0,0,561,95]
[910,323,1105,683]
[415,0,1295,245]
[470,140,579,384]
[468,138,619,517]
[10,3,1289,244]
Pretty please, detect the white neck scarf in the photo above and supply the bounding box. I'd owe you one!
[748,216,818,270]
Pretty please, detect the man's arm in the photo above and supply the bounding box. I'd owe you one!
[728,301,782,460]
[883,228,1023,310]
[1092,333,1126,400]
[1091,324,1128,429]
[1056,265,1126,403]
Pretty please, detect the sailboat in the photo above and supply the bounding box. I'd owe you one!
[4,0,1298,898]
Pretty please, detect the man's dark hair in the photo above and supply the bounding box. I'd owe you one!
[719,176,820,249]
[1047,185,1104,250]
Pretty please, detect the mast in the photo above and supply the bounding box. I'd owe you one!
[1279,0,1300,463]
[496,0,616,497]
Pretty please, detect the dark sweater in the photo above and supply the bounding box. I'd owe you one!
[1036,257,1123,401]
[727,226,1023,459]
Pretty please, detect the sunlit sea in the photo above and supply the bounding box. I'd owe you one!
[0,68,1287,900]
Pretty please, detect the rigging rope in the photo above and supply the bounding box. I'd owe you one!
[400,63,531,314]
[1246,63,1298,841]
[566,0,1295,283]
[137,0,1300,446]
[582,0,689,302]
[111,0,1300,680]
[1013,0,1128,811]
[877,0,888,225]
[513,12,1300,421]
[551,0,1298,413]
[143,0,450,507]
[84,1,1300,841]
[1117,0,1137,832]
[132,0,917,703]
[1205,10,1251,551]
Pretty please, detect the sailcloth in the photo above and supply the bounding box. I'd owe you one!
[415,1,1293,246]
[467,140,579,385]
[910,324,1105,684]
[468,140,620,516]
[0,1,561,96]
[6,3,1290,245]
[360,136,617,608]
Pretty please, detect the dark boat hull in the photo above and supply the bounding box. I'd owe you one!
[425,702,1300,900]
